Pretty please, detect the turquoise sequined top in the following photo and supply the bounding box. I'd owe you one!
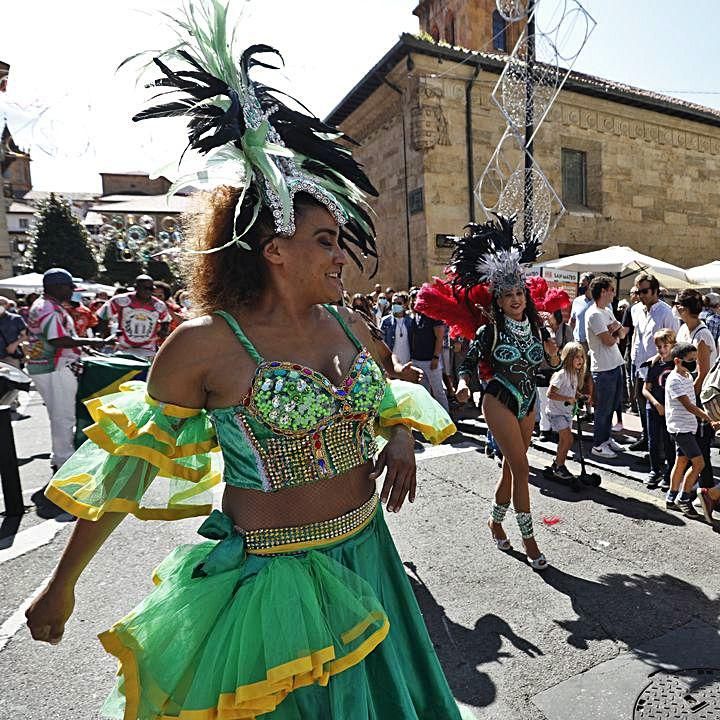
[208,306,387,492]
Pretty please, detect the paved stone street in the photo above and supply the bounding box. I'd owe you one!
[1,392,719,719]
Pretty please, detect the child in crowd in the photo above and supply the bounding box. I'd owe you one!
[546,342,587,481]
[664,343,720,515]
[641,329,676,490]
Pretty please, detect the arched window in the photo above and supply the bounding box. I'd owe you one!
[430,23,440,42]
[445,11,456,45]
[492,10,508,52]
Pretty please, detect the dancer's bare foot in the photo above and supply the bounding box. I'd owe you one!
[488,518,511,550]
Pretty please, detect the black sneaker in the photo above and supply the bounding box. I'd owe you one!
[658,480,670,492]
[628,439,648,451]
[677,499,700,518]
[666,498,680,511]
[644,472,661,489]
[555,465,576,482]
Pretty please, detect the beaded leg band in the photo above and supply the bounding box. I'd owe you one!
[515,511,535,539]
[491,501,510,524]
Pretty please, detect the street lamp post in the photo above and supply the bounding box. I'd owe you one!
[523,0,536,246]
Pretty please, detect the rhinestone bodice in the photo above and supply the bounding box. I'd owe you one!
[247,350,386,434]
[207,307,387,493]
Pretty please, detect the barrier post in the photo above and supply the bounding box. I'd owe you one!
[0,405,24,516]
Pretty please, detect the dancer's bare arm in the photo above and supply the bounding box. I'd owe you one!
[26,322,211,644]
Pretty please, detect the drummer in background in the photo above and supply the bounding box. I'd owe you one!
[0,296,29,420]
[63,291,99,338]
[88,290,109,315]
[152,281,185,341]
[26,269,108,473]
[96,274,170,360]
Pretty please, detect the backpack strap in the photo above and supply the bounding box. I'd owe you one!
[213,311,264,365]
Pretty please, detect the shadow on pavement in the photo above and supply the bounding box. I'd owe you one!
[527,468,686,527]
[537,567,720,656]
[404,561,542,708]
[17,451,51,467]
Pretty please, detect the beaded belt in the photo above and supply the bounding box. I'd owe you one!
[245,493,379,555]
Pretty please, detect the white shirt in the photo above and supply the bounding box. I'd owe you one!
[631,300,679,379]
[392,317,411,365]
[676,322,718,370]
[546,368,578,417]
[585,304,625,372]
[665,369,698,434]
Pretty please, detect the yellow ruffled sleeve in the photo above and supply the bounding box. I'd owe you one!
[375,379,456,446]
[46,381,221,521]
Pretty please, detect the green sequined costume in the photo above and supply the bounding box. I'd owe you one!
[46,307,472,720]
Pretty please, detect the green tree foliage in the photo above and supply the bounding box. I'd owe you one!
[29,193,98,279]
[100,243,142,286]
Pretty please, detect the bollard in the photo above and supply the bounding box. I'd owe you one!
[0,405,24,517]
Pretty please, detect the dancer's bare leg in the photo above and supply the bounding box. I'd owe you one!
[483,393,543,560]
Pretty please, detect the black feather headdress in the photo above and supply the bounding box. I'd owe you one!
[124,1,378,272]
[449,214,542,297]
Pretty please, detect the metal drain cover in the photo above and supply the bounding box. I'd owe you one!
[634,668,720,718]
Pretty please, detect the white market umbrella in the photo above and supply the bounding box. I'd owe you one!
[0,272,46,292]
[540,245,687,279]
[540,245,702,289]
[686,260,720,287]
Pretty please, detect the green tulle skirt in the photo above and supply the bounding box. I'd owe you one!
[99,505,470,720]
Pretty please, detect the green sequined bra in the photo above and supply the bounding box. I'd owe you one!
[208,306,387,492]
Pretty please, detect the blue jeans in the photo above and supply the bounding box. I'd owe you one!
[591,366,623,447]
[646,406,673,480]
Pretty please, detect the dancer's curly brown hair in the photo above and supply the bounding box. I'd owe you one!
[181,185,325,315]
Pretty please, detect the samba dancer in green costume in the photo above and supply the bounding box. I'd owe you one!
[26,3,472,719]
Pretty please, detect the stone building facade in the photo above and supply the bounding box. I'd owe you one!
[327,24,720,292]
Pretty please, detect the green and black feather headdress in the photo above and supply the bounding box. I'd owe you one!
[125,1,378,272]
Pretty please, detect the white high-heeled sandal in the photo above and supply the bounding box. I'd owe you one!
[526,552,549,571]
[516,512,549,570]
[488,518,512,551]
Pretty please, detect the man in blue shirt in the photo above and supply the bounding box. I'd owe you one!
[703,292,720,343]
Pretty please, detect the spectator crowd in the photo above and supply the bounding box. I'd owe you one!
[2,268,720,525]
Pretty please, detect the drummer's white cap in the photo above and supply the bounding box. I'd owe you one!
[43,268,74,286]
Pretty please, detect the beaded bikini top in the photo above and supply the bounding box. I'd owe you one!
[208,306,386,493]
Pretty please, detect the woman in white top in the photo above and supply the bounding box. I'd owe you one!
[675,289,717,391]
[675,288,717,489]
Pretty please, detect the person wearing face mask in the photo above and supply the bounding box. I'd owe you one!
[380,292,413,365]
[664,342,720,516]
[0,296,29,419]
[674,289,717,492]
[373,292,390,327]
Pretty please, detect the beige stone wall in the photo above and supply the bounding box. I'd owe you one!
[100,174,171,196]
[338,64,427,294]
[534,92,720,267]
[339,52,720,289]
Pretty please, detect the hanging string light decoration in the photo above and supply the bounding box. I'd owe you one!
[477,0,596,248]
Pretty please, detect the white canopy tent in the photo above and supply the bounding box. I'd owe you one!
[0,273,115,295]
[686,261,720,287]
[539,245,703,291]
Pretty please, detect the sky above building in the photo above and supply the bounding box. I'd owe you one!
[1,0,718,192]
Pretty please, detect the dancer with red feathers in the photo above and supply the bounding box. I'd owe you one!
[416,216,565,570]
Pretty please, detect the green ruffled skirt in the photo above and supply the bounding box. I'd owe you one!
[99,505,469,719]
